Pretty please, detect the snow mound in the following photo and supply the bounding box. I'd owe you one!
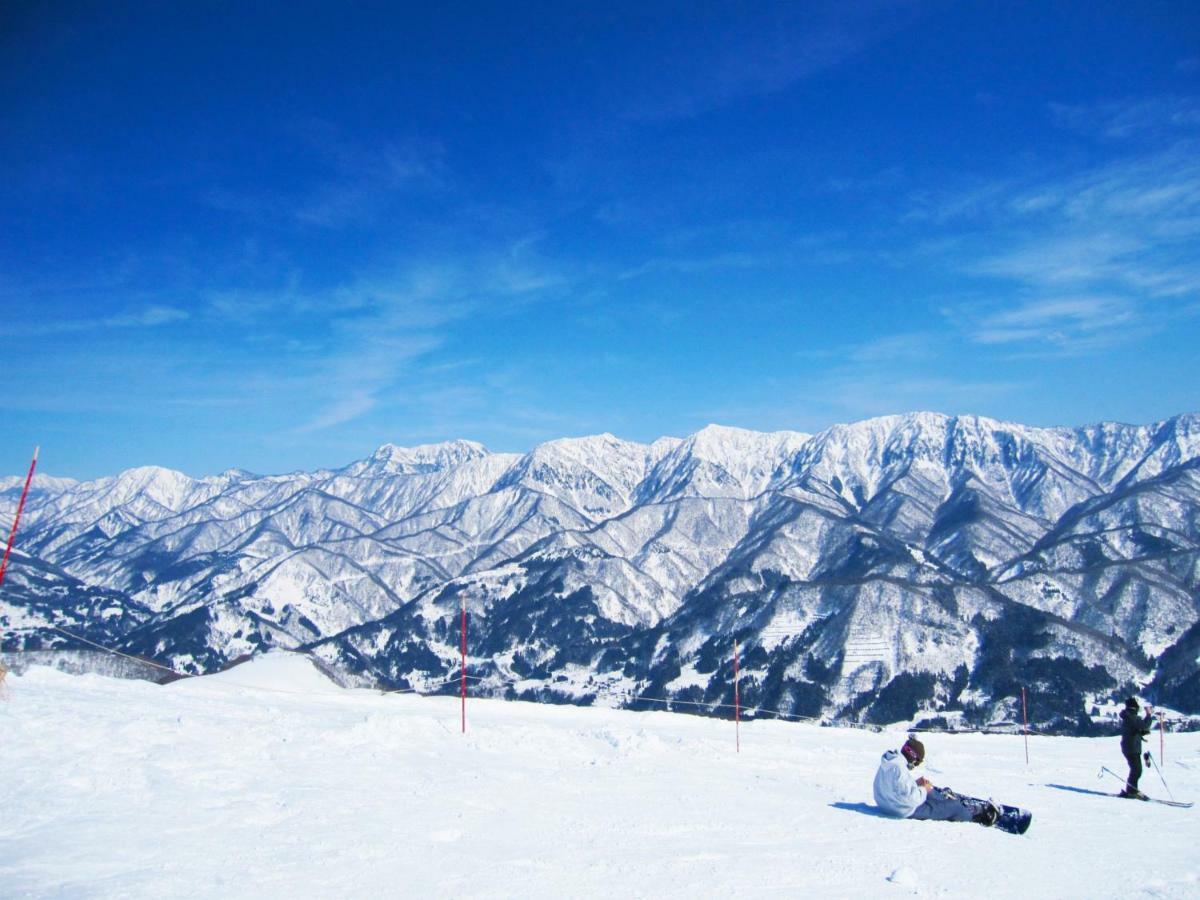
[175,650,341,694]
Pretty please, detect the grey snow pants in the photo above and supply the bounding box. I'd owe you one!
[908,787,982,823]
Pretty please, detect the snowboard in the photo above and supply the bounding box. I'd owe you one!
[993,803,1034,834]
[943,789,1032,835]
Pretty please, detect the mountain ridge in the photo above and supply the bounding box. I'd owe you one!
[3,410,1198,730]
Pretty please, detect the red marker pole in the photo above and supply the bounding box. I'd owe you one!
[0,447,39,589]
[460,595,467,734]
[733,639,740,754]
[1021,687,1030,765]
[1160,714,1165,766]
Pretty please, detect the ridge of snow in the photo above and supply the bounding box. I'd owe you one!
[172,650,342,693]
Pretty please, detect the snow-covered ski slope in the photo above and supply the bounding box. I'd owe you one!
[3,654,1198,898]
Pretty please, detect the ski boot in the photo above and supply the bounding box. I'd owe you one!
[972,801,1000,826]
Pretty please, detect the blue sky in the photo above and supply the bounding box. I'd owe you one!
[2,1,1199,480]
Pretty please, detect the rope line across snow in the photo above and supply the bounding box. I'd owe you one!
[24,627,1046,737]
[48,625,182,676]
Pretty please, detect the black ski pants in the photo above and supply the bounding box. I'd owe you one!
[1123,747,1143,792]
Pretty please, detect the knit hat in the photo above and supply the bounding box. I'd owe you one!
[1125,697,1139,710]
[901,736,925,765]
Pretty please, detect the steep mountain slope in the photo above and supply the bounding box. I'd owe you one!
[3,412,1198,727]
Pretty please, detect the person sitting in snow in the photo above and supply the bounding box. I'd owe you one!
[873,736,998,826]
[1118,697,1155,799]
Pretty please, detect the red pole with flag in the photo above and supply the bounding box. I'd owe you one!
[460,595,467,734]
[0,447,39,589]
[733,638,740,754]
[1021,687,1030,765]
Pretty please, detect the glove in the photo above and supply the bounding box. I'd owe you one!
[1144,751,1152,764]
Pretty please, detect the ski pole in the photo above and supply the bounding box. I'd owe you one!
[1146,752,1175,801]
[1021,687,1029,765]
[733,638,740,755]
[1098,766,1127,788]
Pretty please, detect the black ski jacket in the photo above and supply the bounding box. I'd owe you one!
[1119,708,1153,756]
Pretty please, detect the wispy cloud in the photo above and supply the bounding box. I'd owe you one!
[903,177,1026,226]
[293,390,378,433]
[203,122,449,229]
[293,138,447,228]
[0,304,188,336]
[782,113,1200,410]
[966,233,1150,288]
[962,295,1139,349]
[281,246,570,433]
[0,235,572,435]
[902,100,1200,356]
[623,2,924,122]
[969,147,1200,300]
[1049,97,1200,142]
[823,166,906,195]
[617,251,774,281]
[843,332,939,364]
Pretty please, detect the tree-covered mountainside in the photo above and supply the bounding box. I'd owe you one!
[4,412,1199,729]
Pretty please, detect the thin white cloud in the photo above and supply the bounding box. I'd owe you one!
[966,296,1138,348]
[968,233,1148,288]
[903,121,1200,358]
[294,390,378,433]
[0,304,188,336]
[966,148,1200,300]
[617,251,774,281]
[904,177,1026,225]
[906,140,1200,234]
[204,126,449,230]
[841,332,939,365]
[287,247,571,433]
[1049,98,1200,141]
[623,2,923,122]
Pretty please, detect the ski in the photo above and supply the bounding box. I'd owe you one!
[1099,792,1194,808]
[1097,767,1193,807]
[1128,795,1194,809]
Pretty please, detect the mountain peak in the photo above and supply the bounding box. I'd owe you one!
[353,439,490,476]
[684,423,811,463]
[95,465,200,512]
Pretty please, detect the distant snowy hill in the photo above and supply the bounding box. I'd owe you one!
[3,412,1199,729]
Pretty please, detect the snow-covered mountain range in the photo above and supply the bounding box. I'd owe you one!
[3,412,1199,729]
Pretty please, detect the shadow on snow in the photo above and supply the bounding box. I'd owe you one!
[829,801,892,818]
[1043,783,1114,799]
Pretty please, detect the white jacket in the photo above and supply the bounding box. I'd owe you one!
[873,749,926,818]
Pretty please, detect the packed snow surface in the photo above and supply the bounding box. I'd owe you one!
[3,654,1199,898]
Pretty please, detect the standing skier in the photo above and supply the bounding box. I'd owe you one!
[873,736,999,826]
[1119,697,1155,799]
